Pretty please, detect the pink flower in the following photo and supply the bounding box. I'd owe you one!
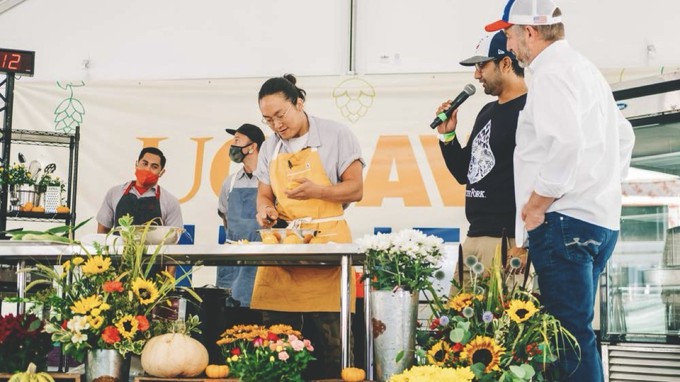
[290,338,305,352]
[303,339,314,352]
[253,337,264,347]
[278,351,290,361]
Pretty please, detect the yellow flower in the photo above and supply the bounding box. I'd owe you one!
[448,293,482,311]
[390,365,474,382]
[460,336,505,373]
[115,315,139,340]
[62,260,71,272]
[506,299,539,324]
[131,278,159,305]
[90,308,102,317]
[99,303,111,311]
[88,315,104,329]
[71,295,102,315]
[81,256,111,274]
[269,356,275,362]
[71,256,84,265]
[427,340,451,366]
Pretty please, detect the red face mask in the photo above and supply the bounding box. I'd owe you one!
[135,168,159,187]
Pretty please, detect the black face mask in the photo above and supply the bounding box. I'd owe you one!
[229,142,254,163]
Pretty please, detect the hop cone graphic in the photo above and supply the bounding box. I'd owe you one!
[332,78,376,123]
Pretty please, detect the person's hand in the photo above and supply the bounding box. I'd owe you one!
[256,205,278,228]
[435,101,459,135]
[522,204,545,232]
[284,177,319,200]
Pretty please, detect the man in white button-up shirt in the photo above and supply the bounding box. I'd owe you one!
[486,0,635,381]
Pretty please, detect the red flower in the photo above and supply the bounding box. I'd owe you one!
[429,318,440,330]
[252,337,264,347]
[136,315,150,331]
[230,347,241,356]
[266,332,280,342]
[61,319,69,330]
[103,280,124,293]
[452,342,463,353]
[101,326,121,344]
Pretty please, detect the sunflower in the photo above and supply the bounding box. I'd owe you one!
[81,255,111,274]
[131,278,159,305]
[71,295,102,315]
[506,300,539,324]
[448,293,482,311]
[427,340,451,366]
[115,315,139,340]
[460,336,505,373]
[88,315,104,329]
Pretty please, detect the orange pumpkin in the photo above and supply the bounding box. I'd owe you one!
[205,364,229,378]
[341,367,365,382]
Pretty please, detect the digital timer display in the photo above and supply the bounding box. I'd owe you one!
[0,48,35,76]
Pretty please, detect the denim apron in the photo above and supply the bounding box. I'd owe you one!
[216,174,260,307]
[250,142,355,312]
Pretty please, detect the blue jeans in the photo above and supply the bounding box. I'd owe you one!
[528,212,618,382]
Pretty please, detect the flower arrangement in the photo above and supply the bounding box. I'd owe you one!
[416,251,578,382]
[36,173,65,193]
[22,215,195,361]
[0,163,35,186]
[389,364,474,382]
[0,313,53,373]
[217,324,315,382]
[358,228,445,292]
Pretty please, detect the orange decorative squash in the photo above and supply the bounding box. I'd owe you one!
[205,364,229,378]
[341,367,366,382]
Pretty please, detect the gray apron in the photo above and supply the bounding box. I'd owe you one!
[216,177,260,307]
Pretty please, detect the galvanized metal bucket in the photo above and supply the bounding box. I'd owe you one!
[370,288,418,382]
[85,349,131,382]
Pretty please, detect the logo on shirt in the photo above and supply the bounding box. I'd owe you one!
[467,121,495,185]
[466,188,487,198]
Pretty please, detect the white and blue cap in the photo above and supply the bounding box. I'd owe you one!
[485,0,562,32]
[459,31,516,66]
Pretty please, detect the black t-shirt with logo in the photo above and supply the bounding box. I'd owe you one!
[439,94,526,238]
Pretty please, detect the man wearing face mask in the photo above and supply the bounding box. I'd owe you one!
[217,123,265,315]
[96,147,183,233]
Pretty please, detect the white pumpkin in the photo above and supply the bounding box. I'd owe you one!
[141,332,209,377]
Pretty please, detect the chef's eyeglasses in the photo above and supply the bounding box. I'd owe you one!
[261,103,293,127]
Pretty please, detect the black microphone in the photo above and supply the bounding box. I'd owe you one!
[430,84,476,129]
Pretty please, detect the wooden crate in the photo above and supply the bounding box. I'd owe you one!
[0,373,81,382]
[134,377,239,382]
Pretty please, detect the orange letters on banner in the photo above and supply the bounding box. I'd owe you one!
[357,135,430,207]
[419,135,465,207]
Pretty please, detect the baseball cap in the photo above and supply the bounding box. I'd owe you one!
[459,31,516,66]
[485,0,562,32]
[225,123,265,147]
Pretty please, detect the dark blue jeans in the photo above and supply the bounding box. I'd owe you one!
[528,212,618,382]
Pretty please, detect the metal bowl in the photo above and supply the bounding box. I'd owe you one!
[131,225,183,245]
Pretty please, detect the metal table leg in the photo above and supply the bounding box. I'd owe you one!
[16,259,26,314]
[340,254,351,369]
[364,270,373,380]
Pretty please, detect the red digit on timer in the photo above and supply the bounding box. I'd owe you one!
[7,53,20,70]
[1,53,6,67]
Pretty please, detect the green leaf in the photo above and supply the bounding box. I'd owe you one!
[509,365,525,378]
[395,350,404,363]
[450,328,465,343]
[520,364,536,379]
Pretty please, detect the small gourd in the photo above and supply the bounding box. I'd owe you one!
[341,367,366,382]
[205,364,229,378]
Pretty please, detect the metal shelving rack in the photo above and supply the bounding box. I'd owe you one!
[0,74,80,235]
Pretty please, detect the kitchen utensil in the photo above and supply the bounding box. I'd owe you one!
[28,160,41,181]
[44,163,56,175]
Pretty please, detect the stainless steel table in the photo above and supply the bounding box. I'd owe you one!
[0,242,372,376]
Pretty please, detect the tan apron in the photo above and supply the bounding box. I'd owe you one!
[250,142,356,312]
